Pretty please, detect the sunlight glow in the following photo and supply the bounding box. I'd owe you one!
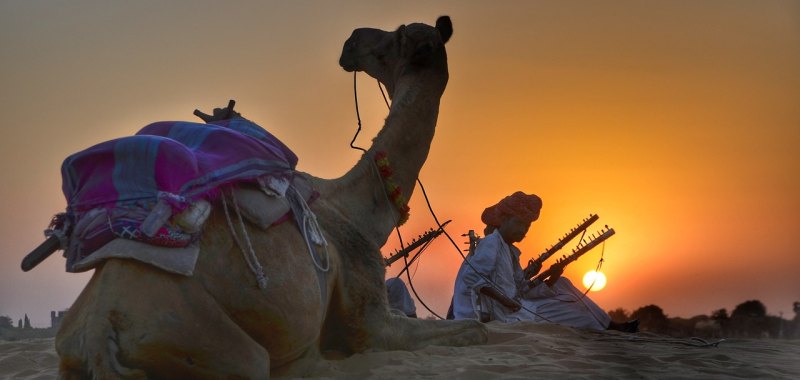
[582,270,607,291]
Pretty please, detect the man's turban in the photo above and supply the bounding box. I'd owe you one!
[481,191,542,227]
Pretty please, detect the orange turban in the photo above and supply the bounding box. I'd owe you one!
[481,192,542,227]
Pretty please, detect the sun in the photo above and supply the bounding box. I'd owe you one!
[582,270,607,291]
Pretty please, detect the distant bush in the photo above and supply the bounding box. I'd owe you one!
[0,315,13,329]
[632,304,670,334]
[0,326,57,341]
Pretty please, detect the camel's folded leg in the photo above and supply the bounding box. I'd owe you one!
[57,260,271,379]
[368,312,489,351]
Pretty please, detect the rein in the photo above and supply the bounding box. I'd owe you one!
[350,72,410,227]
[350,72,446,318]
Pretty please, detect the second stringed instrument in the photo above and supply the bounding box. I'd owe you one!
[526,225,615,289]
[523,214,598,279]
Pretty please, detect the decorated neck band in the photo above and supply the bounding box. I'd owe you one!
[374,151,410,225]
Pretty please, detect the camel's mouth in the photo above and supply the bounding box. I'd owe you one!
[338,39,362,73]
[339,58,357,72]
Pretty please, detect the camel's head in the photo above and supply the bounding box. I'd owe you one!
[339,16,453,97]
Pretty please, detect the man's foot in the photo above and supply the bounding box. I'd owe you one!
[607,319,639,333]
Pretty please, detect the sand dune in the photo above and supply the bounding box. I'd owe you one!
[2,322,799,379]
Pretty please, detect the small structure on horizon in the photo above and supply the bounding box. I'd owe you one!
[51,310,67,329]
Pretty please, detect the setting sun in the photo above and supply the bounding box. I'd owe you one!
[582,270,607,291]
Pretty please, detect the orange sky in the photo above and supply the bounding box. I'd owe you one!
[1,1,798,326]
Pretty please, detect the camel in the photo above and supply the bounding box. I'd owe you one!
[55,16,488,379]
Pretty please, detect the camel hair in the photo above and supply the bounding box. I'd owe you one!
[55,16,488,379]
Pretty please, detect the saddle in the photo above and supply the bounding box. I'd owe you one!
[50,117,316,275]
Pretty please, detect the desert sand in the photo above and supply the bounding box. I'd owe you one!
[2,322,799,379]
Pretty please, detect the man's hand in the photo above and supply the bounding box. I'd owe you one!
[544,266,564,287]
[524,259,542,279]
[479,286,521,312]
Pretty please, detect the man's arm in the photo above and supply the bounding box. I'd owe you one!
[458,235,500,292]
[454,233,518,319]
[479,286,521,312]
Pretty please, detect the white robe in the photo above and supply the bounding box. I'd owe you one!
[451,230,610,330]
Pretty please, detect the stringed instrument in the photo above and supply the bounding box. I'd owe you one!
[462,229,481,257]
[384,220,451,267]
[526,225,615,289]
[522,214,598,279]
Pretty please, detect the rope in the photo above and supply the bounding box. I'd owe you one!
[351,72,445,318]
[349,71,367,154]
[351,72,402,229]
[221,189,268,289]
[291,186,331,272]
[585,331,726,348]
[579,240,606,298]
[396,236,435,278]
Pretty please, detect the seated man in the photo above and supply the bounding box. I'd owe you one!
[451,191,637,332]
[386,277,417,318]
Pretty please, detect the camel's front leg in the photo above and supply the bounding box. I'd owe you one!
[368,312,488,351]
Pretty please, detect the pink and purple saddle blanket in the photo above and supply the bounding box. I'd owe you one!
[54,118,300,272]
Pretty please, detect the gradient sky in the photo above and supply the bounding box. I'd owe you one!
[1,1,798,326]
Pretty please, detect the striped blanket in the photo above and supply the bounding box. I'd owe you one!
[59,118,298,271]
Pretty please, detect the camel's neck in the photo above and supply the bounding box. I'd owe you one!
[328,72,445,247]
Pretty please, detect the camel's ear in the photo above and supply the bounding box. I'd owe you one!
[436,16,452,44]
[395,24,413,60]
[395,24,407,46]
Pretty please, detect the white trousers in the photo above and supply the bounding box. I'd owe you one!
[515,277,611,330]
